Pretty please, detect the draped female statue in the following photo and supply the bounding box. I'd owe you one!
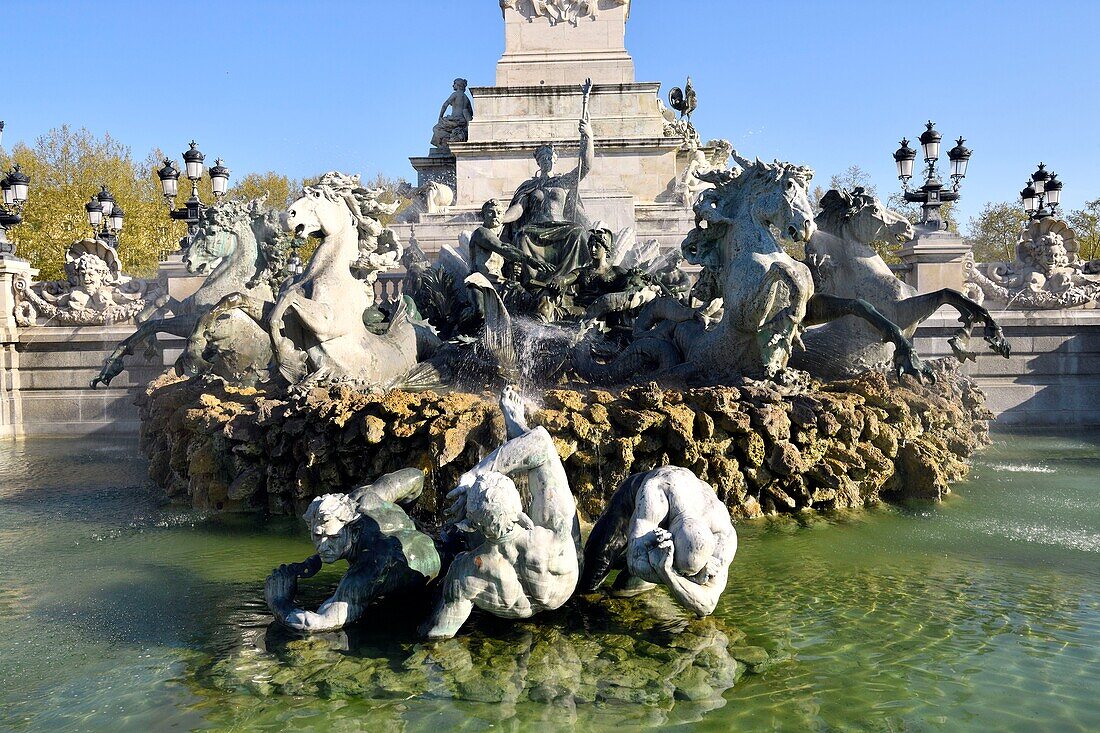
[501,79,596,282]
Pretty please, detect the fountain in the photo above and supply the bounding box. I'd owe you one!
[122,78,997,648]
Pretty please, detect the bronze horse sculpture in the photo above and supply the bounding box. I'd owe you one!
[90,198,288,389]
[575,155,936,384]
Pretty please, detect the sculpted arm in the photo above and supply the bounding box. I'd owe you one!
[438,94,454,120]
[625,483,670,581]
[654,491,734,617]
[578,119,595,181]
[472,229,535,266]
[502,197,526,224]
[658,560,727,618]
[266,570,364,633]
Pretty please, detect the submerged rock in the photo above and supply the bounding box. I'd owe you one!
[193,592,753,714]
[138,360,991,520]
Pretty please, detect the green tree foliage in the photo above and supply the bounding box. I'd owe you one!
[965,201,1028,263]
[0,128,416,281]
[0,126,187,280]
[228,171,300,208]
[809,164,877,211]
[1066,197,1100,261]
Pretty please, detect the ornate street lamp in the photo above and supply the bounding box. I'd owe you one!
[1020,163,1062,220]
[0,120,5,148]
[0,162,31,259]
[948,137,971,181]
[209,158,230,199]
[1020,181,1037,216]
[85,195,103,229]
[893,138,916,184]
[1045,174,1062,210]
[894,121,969,230]
[85,184,125,248]
[159,140,229,246]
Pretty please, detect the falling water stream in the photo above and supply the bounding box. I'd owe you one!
[1,431,1098,731]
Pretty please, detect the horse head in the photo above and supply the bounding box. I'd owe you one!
[736,153,817,245]
[817,187,913,248]
[287,172,402,264]
[682,152,816,267]
[185,199,253,274]
[286,172,361,241]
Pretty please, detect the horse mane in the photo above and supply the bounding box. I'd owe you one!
[816,187,876,237]
[693,151,814,223]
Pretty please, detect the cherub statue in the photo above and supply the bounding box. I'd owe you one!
[56,252,120,311]
[264,468,441,633]
[419,385,581,639]
[431,78,474,150]
[580,466,737,617]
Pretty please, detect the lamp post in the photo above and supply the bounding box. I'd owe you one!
[893,121,971,231]
[1020,162,1062,221]
[0,163,31,259]
[158,141,229,246]
[85,184,125,248]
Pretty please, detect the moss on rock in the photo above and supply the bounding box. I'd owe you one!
[138,360,991,521]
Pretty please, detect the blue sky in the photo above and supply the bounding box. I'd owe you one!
[4,0,1099,226]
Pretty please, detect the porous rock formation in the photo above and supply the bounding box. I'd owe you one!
[138,360,991,522]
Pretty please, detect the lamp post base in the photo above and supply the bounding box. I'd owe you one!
[897,225,970,294]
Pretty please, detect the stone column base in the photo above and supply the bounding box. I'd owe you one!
[897,227,970,293]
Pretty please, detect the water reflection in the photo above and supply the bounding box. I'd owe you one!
[191,593,766,728]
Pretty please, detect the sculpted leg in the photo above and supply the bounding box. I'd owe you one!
[894,290,1011,360]
[91,315,198,389]
[805,294,934,381]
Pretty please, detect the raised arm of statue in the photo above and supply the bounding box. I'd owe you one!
[578,118,595,181]
[577,77,595,181]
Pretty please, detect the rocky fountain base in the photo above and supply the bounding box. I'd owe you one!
[138,359,991,522]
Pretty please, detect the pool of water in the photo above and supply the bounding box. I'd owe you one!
[1,431,1098,731]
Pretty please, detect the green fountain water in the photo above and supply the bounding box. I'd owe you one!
[1,432,1098,731]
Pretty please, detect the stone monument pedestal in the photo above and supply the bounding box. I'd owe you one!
[157,253,207,305]
[0,256,37,437]
[401,0,698,260]
[897,227,970,294]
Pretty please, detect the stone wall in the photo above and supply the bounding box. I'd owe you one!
[13,325,175,436]
[912,309,1100,426]
[135,362,990,522]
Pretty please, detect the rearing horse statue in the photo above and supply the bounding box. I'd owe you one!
[91,198,286,388]
[575,154,935,384]
[793,187,1010,379]
[270,172,422,387]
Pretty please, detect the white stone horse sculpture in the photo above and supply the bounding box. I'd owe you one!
[270,172,422,387]
[795,188,1010,378]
